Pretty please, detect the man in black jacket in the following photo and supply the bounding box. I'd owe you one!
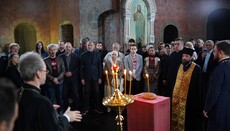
[60,42,81,111]
[80,41,103,115]
[14,52,82,131]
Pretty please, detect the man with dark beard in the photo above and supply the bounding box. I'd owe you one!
[203,40,230,131]
[171,47,203,131]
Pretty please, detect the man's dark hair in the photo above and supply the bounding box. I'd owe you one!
[128,39,135,43]
[175,37,183,41]
[216,40,230,56]
[0,78,17,123]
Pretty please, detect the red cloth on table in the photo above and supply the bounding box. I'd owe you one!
[127,95,170,131]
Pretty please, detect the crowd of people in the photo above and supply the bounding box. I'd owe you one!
[0,37,230,131]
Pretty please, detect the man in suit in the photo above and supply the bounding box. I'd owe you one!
[74,38,88,56]
[56,40,65,56]
[196,40,218,103]
[14,52,82,131]
[44,44,65,111]
[60,42,81,111]
[203,40,230,131]
[124,43,143,94]
[0,78,18,131]
[163,37,184,97]
[80,41,103,115]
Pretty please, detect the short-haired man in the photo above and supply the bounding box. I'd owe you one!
[0,78,18,131]
[14,52,82,131]
[44,44,65,111]
[163,37,184,97]
[56,40,65,56]
[203,40,230,131]
[60,42,81,111]
[80,41,103,115]
[124,44,143,94]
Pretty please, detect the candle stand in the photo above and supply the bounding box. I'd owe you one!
[103,65,134,131]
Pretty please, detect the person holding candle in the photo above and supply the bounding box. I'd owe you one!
[104,51,124,96]
[143,45,160,94]
[124,44,143,95]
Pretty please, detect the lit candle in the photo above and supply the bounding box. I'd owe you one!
[129,71,132,95]
[112,70,115,88]
[146,74,150,92]
[124,69,127,95]
[105,70,111,96]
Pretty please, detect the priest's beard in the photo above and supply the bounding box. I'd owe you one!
[182,59,191,66]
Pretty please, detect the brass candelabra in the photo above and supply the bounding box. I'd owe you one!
[103,65,134,131]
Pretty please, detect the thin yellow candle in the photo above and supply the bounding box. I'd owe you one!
[146,74,150,92]
[112,70,115,88]
[129,71,132,95]
[105,70,111,96]
[124,69,127,95]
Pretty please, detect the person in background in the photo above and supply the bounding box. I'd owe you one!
[124,44,143,95]
[5,53,23,89]
[185,41,198,60]
[203,40,230,131]
[0,43,20,78]
[104,43,125,64]
[80,41,103,115]
[143,45,160,94]
[14,52,81,131]
[60,42,81,111]
[163,37,184,97]
[34,41,48,59]
[74,38,88,56]
[56,40,65,56]
[164,44,172,55]
[0,78,18,131]
[96,42,108,109]
[44,44,65,112]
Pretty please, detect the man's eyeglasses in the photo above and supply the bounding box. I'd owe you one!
[40,70,49,73]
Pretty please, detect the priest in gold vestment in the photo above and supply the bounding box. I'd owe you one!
[171,48,203,131]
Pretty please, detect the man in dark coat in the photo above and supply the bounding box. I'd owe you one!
[14,52,82,131]
[171,47,203,131]
[163,37,184,97]
[60,42,81,111]
[195,40,218,103]
[80,41,103,115]
[203,40,230,131]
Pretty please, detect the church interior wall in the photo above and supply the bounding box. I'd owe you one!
[0,0,230,53]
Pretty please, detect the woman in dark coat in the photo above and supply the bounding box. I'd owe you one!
[35,41,48,59]
[5,53,23,89]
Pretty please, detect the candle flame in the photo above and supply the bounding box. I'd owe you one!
[146,74,149,78]
[129,71,132,75]
[124,69,126,74]
[105,70,108,74]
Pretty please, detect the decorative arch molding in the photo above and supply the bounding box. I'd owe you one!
[122,0,157,46]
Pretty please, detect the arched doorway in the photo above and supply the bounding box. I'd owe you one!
[207,8,230,42]
[60,24,74,46]
[98,10,116,51]
[163,25,178,44]
[14,23,37,53]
